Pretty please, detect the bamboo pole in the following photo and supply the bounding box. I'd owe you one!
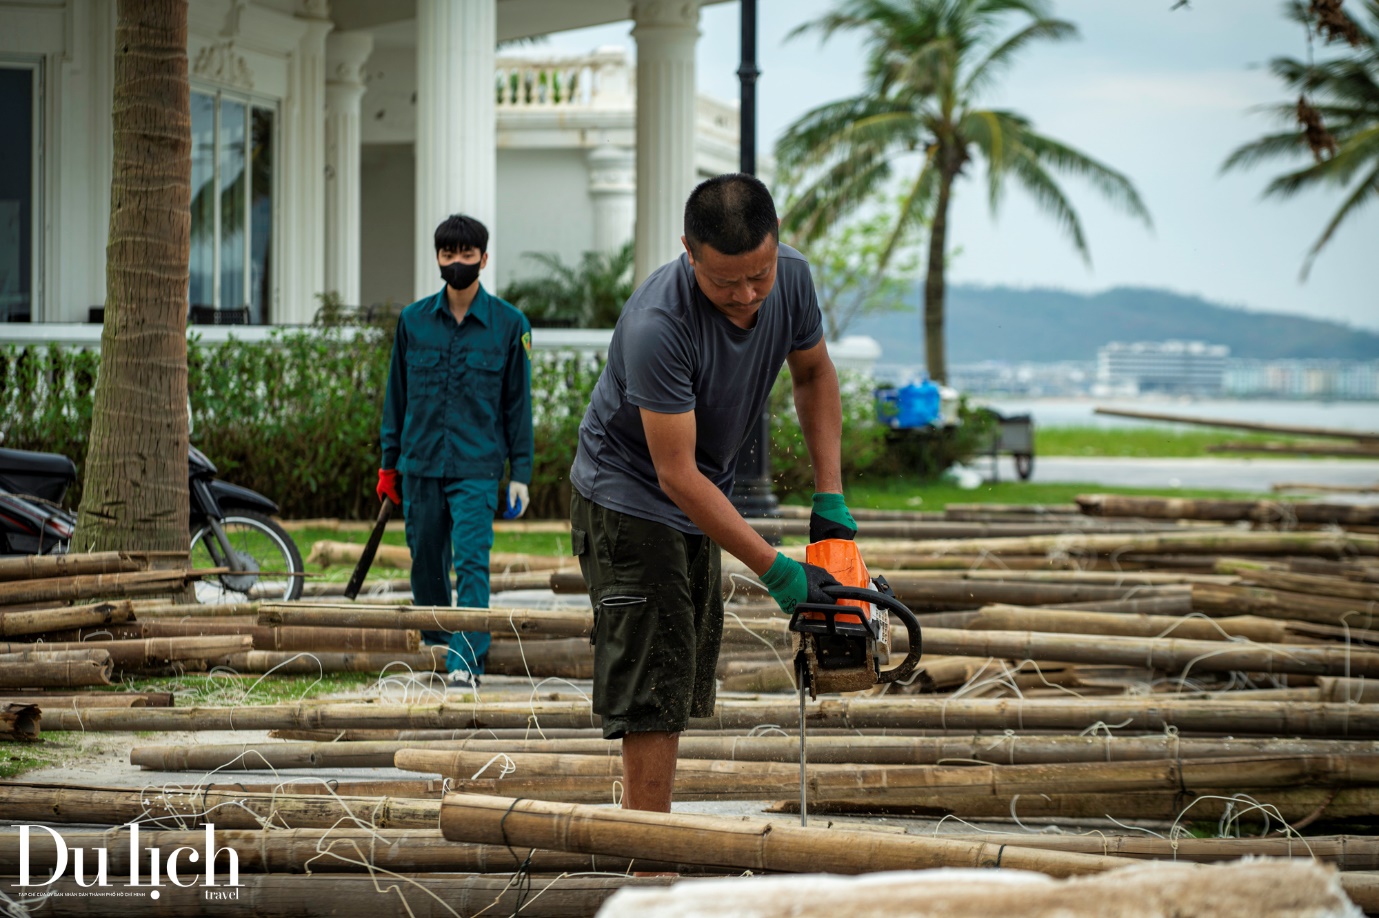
[0,636,252,670]
[1289,557,1379,583]
[258,604,593,638]
[438,794,1134,878]
[1077,493,1379,526]
[1216,562,1379,604]
[0,783,440,828]
[0,649,113,687]
[0,570,202,606]
[130,734,1379,772]
[0,827,696,877]
[1090,405,1379,442]
[46,696,1379,736]
[858,530,1379,560]
[927,831,1379,869]
[0,600,136,637]
[1274,482,1379,495]
[0,702,39,740]
[751,518,1199,539]
[129,620,420,652]
[0,551,146,583]
[1192,583,1377,627]
[0,874,661,916]
[920,625,1379,678]
[210,650,446,675]
[901,569,1233,586]
[1207,440,1379,457]
[967,604,1294,643]
[852,578,1182,611]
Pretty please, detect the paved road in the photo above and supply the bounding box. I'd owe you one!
[984,455,1379,496]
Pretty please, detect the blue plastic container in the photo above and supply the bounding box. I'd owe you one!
[896,379,941,428]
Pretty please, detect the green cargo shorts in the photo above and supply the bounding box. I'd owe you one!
[570,490,723,740]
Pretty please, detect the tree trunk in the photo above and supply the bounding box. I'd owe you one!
[74,0,191,554]
[922,164,956,384]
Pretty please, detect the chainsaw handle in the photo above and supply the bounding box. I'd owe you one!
[820,582,924,686]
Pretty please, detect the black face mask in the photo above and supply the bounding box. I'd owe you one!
[440,259,482,290]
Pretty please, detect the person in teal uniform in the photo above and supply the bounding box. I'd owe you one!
[377,214,534,690]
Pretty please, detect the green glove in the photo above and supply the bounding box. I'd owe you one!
[759,551,842,616]
[809,491,857,542]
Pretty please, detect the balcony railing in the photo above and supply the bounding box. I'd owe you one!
[495,48,633,110]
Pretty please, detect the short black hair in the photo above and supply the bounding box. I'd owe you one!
[683,173,779,256]
[434,214,489,254]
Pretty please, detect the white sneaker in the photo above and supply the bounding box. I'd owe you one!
[446,669,480,691]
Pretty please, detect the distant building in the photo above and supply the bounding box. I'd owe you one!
[1224,359,1379,399]
[1095,340,1228,396]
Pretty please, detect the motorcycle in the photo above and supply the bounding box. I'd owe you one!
[0,444,304,603]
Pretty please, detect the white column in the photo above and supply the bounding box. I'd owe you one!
[587,144,636,256]
[631,0,700,284]
[324,31,373,306]
[280,7,332,323]
[414,0,497,300]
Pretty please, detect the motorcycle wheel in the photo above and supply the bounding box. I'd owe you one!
[189,510,305,603]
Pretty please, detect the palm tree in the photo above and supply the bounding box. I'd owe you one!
[500,241,634,328]
[776,0,1151,383]
[1223,1,1378,279]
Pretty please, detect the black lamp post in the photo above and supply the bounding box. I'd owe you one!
[731,0,780,524]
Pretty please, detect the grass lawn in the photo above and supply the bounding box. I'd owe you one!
[1035,425,1309,459]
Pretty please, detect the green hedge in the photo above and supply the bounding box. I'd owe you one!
[1,332,979,519]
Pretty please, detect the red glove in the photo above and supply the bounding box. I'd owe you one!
[376,468,401,505]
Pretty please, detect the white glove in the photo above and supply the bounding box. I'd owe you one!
[505,481,529,519]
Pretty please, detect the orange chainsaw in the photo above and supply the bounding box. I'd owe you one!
[787,538,923,825]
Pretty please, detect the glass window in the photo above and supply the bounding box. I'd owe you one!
[0,65,37,323]
[188,87,276,324]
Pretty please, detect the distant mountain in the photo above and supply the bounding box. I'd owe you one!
[846,285,1379,366]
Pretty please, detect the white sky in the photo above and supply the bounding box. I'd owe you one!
[538,0,1378,331]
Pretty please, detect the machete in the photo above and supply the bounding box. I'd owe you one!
[344,497,394,601]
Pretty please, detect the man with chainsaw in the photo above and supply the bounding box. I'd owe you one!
[569,173,856,811]
[378,214,534,691]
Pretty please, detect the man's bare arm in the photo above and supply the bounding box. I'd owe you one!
[639,407,778,575]
[785,339,844,495]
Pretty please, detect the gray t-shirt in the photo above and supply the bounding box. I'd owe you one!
[570,243,823,533]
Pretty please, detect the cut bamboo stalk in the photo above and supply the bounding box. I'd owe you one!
[0,570,202,606]
[0,635,252,670]
[134,600,260,617]
[1207,440,1379,457]
[920,625,1379,678]
[945,503,1082,517]
[0,874,662,916]
[1078,493,1379,526]
[129,620,420,652]
[1090,405,1379,442]
[751,518,1201,539]
[0,601,136,637]
[47,696,1379,736]
[0,650,112,688]
[487,637,594,679]
[928,832,1379,869]
[968,604,1294,643]
[853,578,1182,611]
[0,782,440,828]
[0,551,146,583]
[210,649,446,675]
[0,702,39,740]
[131,734,1379,772]
[0,826,696,877]
[438,793,1134,877]
[857,530,1379,560]
[1289,557,1379,583]
[1052,594,1196,615]
[5,694,146,708]
[258,603,593,638]
[1193,582,1377,627]
[901,569,1234,586]
[1216,562,1379,603]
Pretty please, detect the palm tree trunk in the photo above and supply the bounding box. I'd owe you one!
[923,168,955,384]
[74,0,191,554]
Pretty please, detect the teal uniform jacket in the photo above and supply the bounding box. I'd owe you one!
[381,284,534,484]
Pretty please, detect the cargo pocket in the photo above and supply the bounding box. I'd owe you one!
[592,589,648,649]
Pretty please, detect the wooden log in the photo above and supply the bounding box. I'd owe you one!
[0,636,252,670]
[921,625,1379,678]
[967,604,1294,643]
[438,793,1133,878]
[131,734,1379,772]
[1090,405,1379,442]
[47,696,1379,736]
[0,702,39,740]
[0,600,136,637]
[258,603,593,638]
[0,551,146,583]
[1078,493,1379,526]
[0,826,697,877]
[0,650,113,688]
[0,782,440,828]
[0,570,201,606]
[1192,582,1378,627]
[0,874,661,916]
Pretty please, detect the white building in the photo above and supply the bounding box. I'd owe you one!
[0,0,741,329]
[1095,340,1229,397]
